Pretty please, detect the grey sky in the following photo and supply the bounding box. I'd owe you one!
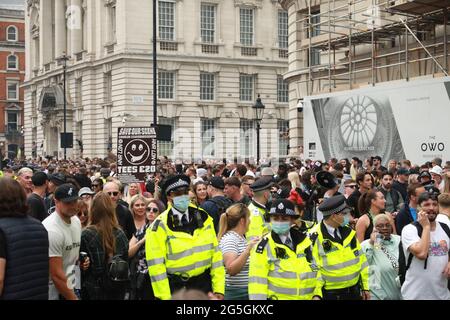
[0,0,25,9]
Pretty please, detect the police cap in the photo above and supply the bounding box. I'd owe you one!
[163,174,191,195]
[250,176,274,192]
[318,195,350,217]
[269,199,298,217]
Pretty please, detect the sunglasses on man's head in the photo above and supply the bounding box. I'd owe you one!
[146,207,159,213]
[107,191,119,197]
[345,185,357,189]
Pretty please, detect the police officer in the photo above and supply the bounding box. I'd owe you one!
[145,174,225,300]
[312,195,370,300]
[246,176,274,240]
[249,199,323,300]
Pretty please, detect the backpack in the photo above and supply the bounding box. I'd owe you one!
[209,197,232,217]
[398,221,450,286]
[103,254,130,291]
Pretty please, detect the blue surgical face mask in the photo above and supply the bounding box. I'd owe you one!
[173,195,190,212]
[271,221,291,235]
[341,214,350,227]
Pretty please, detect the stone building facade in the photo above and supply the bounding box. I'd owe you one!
[24,0,290,161]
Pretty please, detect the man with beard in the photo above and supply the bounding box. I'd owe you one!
[378,172,404,215]
[401,191,450,300]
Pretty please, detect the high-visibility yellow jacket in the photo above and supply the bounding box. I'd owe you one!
[0,171,3,178]
[145,202,225,300]
[246,200,270,240]
[249,229,324,300]
[311,222,369,291]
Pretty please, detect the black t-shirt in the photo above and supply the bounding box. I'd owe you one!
[27,193,48,222]
[392,180,408,202]
[0,229,6,259]
[116,203,136,240]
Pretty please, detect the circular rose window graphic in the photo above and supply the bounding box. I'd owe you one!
[339,96,378,149]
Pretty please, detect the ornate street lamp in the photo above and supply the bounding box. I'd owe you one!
[252,94,265,165]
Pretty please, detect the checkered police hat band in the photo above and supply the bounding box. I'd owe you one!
[323,202,347,216]
[269,207,297,216]
[167,179,189,193]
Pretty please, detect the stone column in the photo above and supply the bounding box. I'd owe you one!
[70,0,83,55]
[55,0,67,57]
[39,0,53,65]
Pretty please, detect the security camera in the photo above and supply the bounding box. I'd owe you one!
[297,99,304,113]
[122,116,127,124]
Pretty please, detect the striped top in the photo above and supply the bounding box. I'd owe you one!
[219,231,249,288]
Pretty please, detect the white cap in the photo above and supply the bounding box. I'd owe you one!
[245,170,256,178]
[196,168,207,178]
[430,165,443,176]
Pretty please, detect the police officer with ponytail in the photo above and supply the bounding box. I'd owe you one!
[145,175,225,300]
[311,195,370,300]
[248,199,324,300]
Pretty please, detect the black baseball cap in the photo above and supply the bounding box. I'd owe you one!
[209,177,225,190]
[54,184,79,203]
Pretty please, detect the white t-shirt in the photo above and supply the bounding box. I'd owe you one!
[43,211,82,300]
[401,222,450,300]
[436,214,450,228]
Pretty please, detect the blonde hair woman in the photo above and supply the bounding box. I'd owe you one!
[288,171,301,190]
[124,183,142,205]
[80,193,129,300]
[218,203,259,300]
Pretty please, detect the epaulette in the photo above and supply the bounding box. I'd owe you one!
[256,237,269,254]
[152,219,161,232]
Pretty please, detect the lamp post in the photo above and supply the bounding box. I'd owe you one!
[56,52,70,160]
[152,0,157,128]
[252,94,265,165]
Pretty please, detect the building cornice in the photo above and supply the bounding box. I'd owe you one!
[23,51,288,88]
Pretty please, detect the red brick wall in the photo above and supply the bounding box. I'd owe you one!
[0,21,25,42]
[0,19,25,135]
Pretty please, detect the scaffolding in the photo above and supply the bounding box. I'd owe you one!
[291,0,450,95]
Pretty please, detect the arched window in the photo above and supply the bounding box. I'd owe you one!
[7,55,18,70]
[7,25,18,42]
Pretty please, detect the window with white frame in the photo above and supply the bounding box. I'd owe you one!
[7,82,18,100]
[240,8,254,46]
[201,119,216,157]
[7,55,18,70]
[240,119,255,158]
[201,3,216,43]
[307,11,320,38]
[277,76,288,103]
[200,72,215,101]
[104,72,112,103]
[278,10,288,49]
[278,120,289,157]
[158,117,175,157]
[159,1,175,41]
[239,74,254,101]
[7,26,18,42]
[7,111,18,132]
[310,47,321,66]
[158,71,175,99]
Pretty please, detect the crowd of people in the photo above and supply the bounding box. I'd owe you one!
[0,154,449,300]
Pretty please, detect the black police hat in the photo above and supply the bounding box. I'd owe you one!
[318,195,350,217]
[54,183,79,203]
[275,186,291,199]
[208,176,225,190]
[418,171,432,182]
[250,176,274,192]
[269,199,298,217]
[163,175,191,195]
[316,171,339,189]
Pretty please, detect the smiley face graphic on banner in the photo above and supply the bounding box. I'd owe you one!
[124,139,150,165]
